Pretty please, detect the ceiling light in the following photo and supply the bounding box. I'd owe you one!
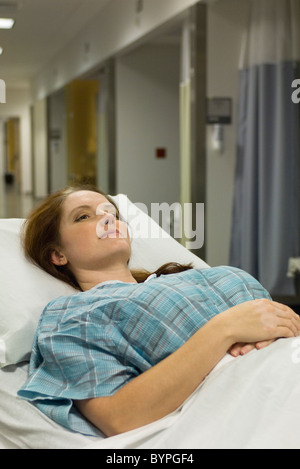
[0,18,14,29]
[0,47,3,55]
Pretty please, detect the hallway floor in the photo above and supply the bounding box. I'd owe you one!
[0,179,37,219]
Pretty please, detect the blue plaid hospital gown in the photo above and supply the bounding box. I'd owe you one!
[18,266,271,436]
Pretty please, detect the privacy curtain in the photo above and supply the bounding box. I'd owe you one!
[230,0,300,296]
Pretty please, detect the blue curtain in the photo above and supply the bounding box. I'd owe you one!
[230,2,300,296]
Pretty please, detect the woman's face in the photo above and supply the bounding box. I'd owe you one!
[51,190,131,273]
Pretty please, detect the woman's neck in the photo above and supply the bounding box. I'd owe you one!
[77,265,138,291]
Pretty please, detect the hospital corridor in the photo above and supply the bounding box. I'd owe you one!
[1,0,300,450]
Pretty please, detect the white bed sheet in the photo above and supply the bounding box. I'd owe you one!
[1,338,299,449]
[84,338,300,450]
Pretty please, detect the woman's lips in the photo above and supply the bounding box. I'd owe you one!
[100,229,123,239]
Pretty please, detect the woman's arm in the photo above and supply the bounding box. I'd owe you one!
[75,299,300,437]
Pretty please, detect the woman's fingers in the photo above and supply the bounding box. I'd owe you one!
[256,299,300,338]
[224,299,300,345]
[228,306,300,357]
[228,343,243,357]
[271,302,300,324]
[255,339,275,350]
[239,343,255,355]
[273,305,300,336]
[229,342,256,357]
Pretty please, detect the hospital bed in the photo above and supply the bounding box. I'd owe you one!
[0,195,300,449]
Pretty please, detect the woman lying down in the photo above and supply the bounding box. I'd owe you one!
[18,186,300,438]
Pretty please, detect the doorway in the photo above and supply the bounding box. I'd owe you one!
[48,62,116,195]
[4,117,21,189]
[65,79,99,187]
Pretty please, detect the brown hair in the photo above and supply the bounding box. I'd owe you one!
[22,185,193,290]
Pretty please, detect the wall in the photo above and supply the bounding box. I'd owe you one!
[48,89,67,193]
[32,98,48,198]
[206,0,250,266]
[116,43,180,209]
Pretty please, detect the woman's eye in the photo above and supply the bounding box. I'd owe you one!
[75,214,89,222]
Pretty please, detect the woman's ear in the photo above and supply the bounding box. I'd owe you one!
[51,248,68,266]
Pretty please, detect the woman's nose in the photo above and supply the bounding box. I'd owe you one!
[103,212,116,228]
[96,210,115,225]
[96,212,117,239]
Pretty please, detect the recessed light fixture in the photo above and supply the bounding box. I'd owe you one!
[0,18,15,29]
[0,47,3,55]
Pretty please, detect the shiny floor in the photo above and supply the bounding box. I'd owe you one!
[0,179,37,219]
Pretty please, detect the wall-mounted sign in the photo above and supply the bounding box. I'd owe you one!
[206,97,232,125]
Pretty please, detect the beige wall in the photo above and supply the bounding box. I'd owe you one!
[116,44,180,209]
[32,98,47,198]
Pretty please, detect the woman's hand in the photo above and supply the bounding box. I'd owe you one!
[223,299,300,349]
[229,340,275,357]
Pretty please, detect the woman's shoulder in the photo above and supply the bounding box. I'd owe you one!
[37,290,87,329]
[45,289,84,312]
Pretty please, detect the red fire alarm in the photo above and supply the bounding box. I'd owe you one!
[156,148,167,159]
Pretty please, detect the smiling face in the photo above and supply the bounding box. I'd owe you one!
[51,190,131,279]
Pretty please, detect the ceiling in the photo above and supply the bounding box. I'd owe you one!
[0,0,111,87]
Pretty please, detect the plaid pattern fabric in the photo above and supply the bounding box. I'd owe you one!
[18,266,271,436]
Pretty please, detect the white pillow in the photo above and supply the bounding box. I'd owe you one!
[0,219,77,367]
[0,194,208,367]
